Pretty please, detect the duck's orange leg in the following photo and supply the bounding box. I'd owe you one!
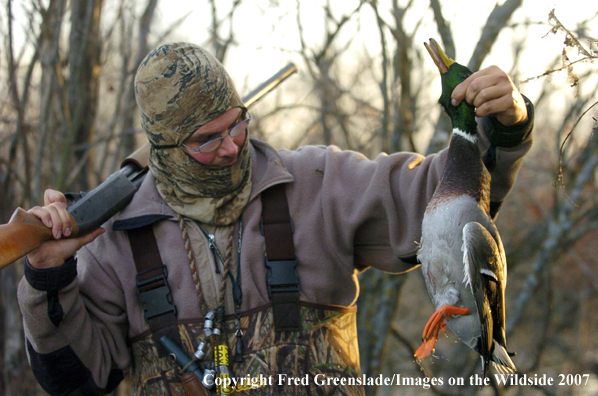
[414,305,470,360]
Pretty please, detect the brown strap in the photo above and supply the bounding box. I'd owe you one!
[128,224,181,356]
[260,183,301,332]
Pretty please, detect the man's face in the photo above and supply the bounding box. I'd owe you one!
[182,108,247,167]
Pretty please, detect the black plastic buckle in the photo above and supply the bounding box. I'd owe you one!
[136,265,177,320]
[265,258,300,298]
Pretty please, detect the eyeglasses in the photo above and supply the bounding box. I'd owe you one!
[182,113,252,154]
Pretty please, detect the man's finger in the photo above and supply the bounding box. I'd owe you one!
[471,85,511,110]
[49,202,72,237]
[475,95,513,118]
[41,204,65,239]
[451,67,503,106]
[44,189,67,206]
[29,206,53,228]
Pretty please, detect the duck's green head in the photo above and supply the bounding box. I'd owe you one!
[424,38,477,133]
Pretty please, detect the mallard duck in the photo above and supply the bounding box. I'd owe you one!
[414,38,516,377]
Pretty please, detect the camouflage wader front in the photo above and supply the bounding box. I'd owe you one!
[130,303,364,396]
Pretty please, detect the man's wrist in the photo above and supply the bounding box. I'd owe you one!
[25,256,77,292]
[486,94,534,148]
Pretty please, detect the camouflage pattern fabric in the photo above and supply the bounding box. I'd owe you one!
[135,42,244,148]
[151,136,252,226]
[134,43,251,226]
[130,304,364,396]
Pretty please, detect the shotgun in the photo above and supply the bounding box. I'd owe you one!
[0,62,297,270]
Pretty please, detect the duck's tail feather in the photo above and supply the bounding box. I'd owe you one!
[492,340,517,374]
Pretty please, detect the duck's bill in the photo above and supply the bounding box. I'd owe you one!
[424,38,455,74]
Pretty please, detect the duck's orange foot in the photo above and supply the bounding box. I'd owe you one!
[414,305,470,360]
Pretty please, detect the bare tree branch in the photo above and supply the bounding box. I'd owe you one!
[429,0,455,59]
[370,1,391,152]
[468,0,523,71]
[554,100,598,205]
[34,0,65,204]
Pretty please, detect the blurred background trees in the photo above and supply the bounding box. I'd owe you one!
[0,0,596,395]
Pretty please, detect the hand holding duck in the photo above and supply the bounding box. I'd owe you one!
[452,65,528,126]
[414,39,517,377]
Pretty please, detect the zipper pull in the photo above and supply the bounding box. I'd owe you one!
[208,234,220,274]
[208,234,216,248]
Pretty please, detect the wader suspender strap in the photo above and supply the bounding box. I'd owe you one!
[128,224,180,356]
[260,183,301,332]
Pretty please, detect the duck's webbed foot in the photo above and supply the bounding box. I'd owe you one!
[414,305,470,360]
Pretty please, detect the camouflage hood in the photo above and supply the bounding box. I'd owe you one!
[134,42,251,225]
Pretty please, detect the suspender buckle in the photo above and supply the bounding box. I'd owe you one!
[136,265,178,320]
[265,258,300,298]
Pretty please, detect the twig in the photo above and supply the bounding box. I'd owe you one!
[546,9,593,58]
[528,10,598,205]
[520,57,595,84]
[553,100,598,206]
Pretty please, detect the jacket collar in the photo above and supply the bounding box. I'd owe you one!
[114,138,294,225]
[248,137,294,202]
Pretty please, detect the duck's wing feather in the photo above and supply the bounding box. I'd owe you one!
[462,221,506,376]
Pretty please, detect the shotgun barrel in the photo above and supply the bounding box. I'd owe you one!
[0,62,297,270]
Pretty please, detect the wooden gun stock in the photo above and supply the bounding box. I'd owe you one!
[0,208,80,270]
[0,62,297,270]
[0,139,154,270]
[0,164,141,270]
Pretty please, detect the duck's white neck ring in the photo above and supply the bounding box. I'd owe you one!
[452,127,478,144]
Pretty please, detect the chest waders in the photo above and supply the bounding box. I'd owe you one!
[125,184,363,396]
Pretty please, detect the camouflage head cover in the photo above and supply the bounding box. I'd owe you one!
[135,43,252,225]
[135,42,245,146]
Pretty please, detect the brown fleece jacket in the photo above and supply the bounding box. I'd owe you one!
[18,108,534,392]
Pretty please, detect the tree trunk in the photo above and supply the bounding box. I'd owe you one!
[120,0,159,160]
[357,271,405,396]
[59,0,104,191]
[35,0,67,204]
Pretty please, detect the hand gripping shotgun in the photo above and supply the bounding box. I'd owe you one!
[0,63,297,270]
